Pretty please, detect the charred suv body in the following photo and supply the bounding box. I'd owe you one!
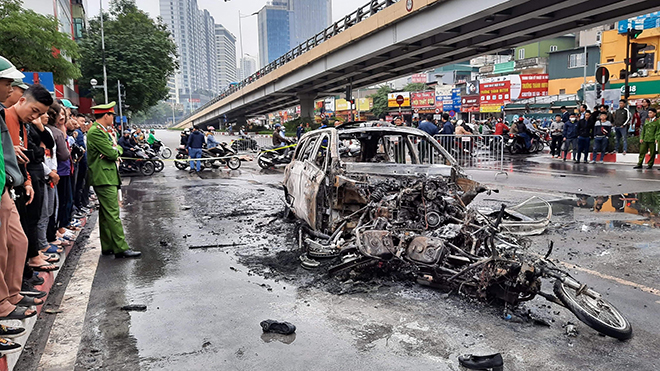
[283,123,632,340]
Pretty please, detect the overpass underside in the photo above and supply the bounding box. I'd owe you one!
[179,0,660,128]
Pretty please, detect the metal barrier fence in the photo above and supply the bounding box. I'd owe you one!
[432,134,507,174]
[228,135,272,153]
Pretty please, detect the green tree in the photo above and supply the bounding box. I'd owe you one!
[403,83,429,92]
[79,0,178,113]
[370,85,391,119]
[0,0,81,84]
[132,101,182,125]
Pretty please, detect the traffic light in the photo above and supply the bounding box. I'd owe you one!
[628,29,643,39]
[629,42,648,74]
[596,84,602,100]
[345,85,352,103]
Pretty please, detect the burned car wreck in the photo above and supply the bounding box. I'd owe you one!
[283,123,632,340]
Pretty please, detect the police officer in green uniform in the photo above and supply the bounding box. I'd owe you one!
[87,102,141,258]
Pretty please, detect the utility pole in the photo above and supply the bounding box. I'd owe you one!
[100,0,109,103]
[117,80,124,132]
[625,29,631,100]
[583,45,587,87]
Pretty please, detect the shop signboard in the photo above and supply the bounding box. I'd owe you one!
[387,92,411,107]
[411,92,435,108]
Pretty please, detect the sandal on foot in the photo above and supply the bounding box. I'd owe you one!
[16,296,44,307]
[42,245,63,254]
[0,306,37,320]
[43,255,60,263]
[28,264,59,272]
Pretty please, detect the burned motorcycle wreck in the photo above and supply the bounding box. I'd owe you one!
[293,176,632,341]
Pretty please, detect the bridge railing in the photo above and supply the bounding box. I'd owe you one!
[178,0,402,125]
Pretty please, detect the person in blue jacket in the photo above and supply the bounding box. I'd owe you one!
[562,113,578,162]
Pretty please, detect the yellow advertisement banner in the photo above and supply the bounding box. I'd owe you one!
[387,92,411,108]
[480,104,502,113]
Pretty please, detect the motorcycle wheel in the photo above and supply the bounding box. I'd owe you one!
[553,280,632,340]
[257,153,274,169]
[231,142,240,152]
[508,143,521,155]
[153,160,165,172]
[227,157,241,170]
[204,159,216,168]
[174,154,188,170]
[161,147,172,159]
[140,161,155,176]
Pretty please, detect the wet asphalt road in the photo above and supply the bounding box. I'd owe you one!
[21,130,660,370]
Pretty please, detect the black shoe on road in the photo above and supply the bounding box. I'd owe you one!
[115,250,142,258]
[647,165,653,169]
[633,165,643,169]
[101,250,113,256]
[0,338,21,354]
[260,320,296,335]
[458,353,504,370]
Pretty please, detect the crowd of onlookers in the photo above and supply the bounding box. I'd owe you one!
[0,55,95,354]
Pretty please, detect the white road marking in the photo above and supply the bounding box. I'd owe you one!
[562,262,660,298]
[626,178,660,183]
[37,222,101,371]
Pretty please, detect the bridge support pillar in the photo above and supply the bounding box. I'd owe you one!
[235,116,247,128]
[298,93,317,119]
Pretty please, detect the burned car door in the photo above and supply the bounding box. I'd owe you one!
[298,132,332,230]
[286,135,318,223]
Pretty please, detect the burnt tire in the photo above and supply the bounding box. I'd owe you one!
[227,157,241,170]
[553,280,632,340]
[140,161,155,176]
[153,160,164,172]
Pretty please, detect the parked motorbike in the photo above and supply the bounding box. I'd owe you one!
[231,135,260,153]
[119,147,155,176]
[140,144,164,172]
[174,144,241,171]
[151,141,172,159]
[506,132,543,154]
[257,143,297,169]
[203,142,241,170]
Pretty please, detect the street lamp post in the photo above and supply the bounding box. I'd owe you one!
[100,0,109,103]
[238,11,258,81]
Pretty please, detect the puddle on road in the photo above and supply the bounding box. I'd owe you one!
[515,191,660,230]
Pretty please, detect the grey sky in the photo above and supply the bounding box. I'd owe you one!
[87,0,358,65]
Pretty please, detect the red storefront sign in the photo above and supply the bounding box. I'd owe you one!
[461,95,480,112]
[518,74,549,99]
[411,92,435,108]
[411,73,427,84]
[480,81,510,105]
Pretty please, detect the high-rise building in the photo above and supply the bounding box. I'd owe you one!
[257,0,292,68]
[215,24,237,90]
[257,0,332,67]
[160,0,218,107]
[238,54,258,81]
[289,0,332,48]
